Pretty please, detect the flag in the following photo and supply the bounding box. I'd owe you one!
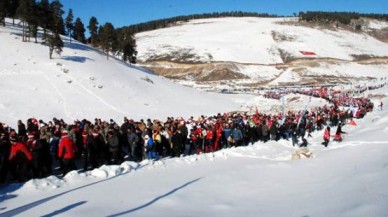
[300,51,316,55]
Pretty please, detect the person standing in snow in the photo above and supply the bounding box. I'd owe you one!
[223,124,232,148]
[8,137,33,182]
[145,134,158,160]
[127,127,139,161]
[58,131,77,175]
[261,120,269,143]
[178,121,188,153]
[321,126,331,147]
[26,132,44,178]
[0,132,11,183]
[107,130,120,164]
[17,120,27,142]
[378,101,383,111]
[232,126,243,147]
[170,128,184,157]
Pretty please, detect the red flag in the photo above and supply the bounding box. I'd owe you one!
[349,119,357,126]
[300,51,316,55]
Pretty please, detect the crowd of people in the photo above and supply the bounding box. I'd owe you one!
[0,87,379,184]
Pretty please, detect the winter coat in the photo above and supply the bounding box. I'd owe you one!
[18,123,27,137]
[223,128,232,140]
[232,128,243,141]
[58,137,77,159]
[0,137,11,155]
[171,132,184,153]
[179,125,188,139]
[9,142,33,161]
[27,139,43,162]
[323,128,330,141]
[269,124,278,136]
[262,124,269,136]
[206,130,213,140]
[145,138,154,151]
[107,134,119,152]
[127,132,138,147]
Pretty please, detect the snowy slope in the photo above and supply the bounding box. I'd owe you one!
[0,19,253,127]
[136,17,388,64]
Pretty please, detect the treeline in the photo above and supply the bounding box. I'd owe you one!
[123,11,278,34]
[298,11,388,25]
[0,0,137,62]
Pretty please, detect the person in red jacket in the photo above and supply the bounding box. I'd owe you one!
[205,127,214,153]
[9,137,32,182]
[58,131,77,176]
[321,126,331,147]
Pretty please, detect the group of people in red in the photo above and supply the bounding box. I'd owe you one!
[0,88,378,184]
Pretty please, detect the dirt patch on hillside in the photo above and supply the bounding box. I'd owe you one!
[367,94,386,100]
[354,57,388,64]
[144,62,248,81]
[271,31,297,42]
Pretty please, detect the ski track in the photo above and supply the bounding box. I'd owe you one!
[43,74,74,120]
[58,67,129,116]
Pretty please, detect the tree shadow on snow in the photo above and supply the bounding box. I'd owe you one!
[41,201,87,217]
[64,41,95,52]
[107,177,203,217]
[0,183,23,206]
[0,174,120,217]
[62,55,94,63]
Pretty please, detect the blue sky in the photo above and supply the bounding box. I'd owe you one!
[60,0,388,28]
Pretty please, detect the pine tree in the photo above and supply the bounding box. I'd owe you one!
[73,17,85,43]
[50,0,64,35]
[87,16,99,47]
[16,0,34,42]
[99,22,117,59]
[7,0,20,25]
[37,0,52,43]
[0,0,8,26]
[47,0,64,58]
[28,2,39,43]
[117,28,137,63]
[65,8,74,43]
[48,32,63,59]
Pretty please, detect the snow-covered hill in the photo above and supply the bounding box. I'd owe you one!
[136,17,388,90]
[0,19,253,127]
[137,17,388,64]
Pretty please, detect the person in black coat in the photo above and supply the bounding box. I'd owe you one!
[17,120,27,141]
[26,133,44,178]
[107,130,120,164]
[0,132,11,183]
[83,131,101,171]
[171,129,184,157]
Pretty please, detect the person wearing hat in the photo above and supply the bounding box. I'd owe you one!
[8,136,33,182]
[83,129,101,171]
[26,132,44,178]
[58,131,77,176]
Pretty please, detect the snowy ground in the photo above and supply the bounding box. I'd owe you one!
[1,18,388,217]
[0,19,252,127]
[1,88,387,217]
